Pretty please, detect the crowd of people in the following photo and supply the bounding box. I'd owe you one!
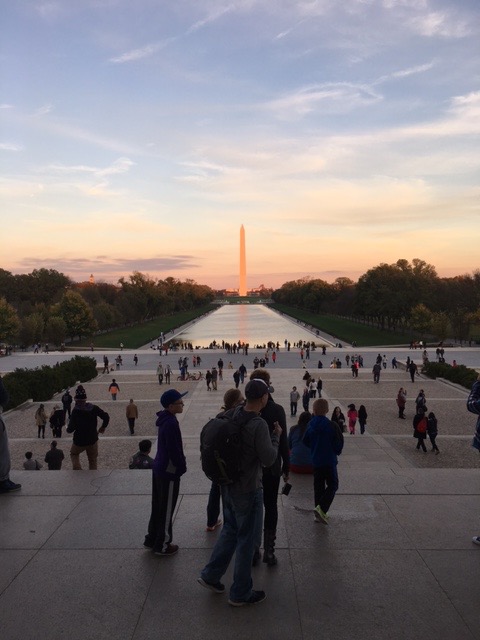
[2,353,480,605]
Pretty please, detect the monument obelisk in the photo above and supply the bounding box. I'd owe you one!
[239,224,247,297]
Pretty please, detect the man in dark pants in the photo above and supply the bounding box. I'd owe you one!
[408,361,418,383]
[249,369,289,566]
[144,389,187,556]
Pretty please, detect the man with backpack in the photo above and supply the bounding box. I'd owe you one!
[198,378,281,606]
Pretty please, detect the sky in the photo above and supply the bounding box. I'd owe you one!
[1,0,479,290]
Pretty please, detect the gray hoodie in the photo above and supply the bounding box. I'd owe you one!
[229,405,279,495]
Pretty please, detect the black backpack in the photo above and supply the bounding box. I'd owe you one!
[200,409,245,485]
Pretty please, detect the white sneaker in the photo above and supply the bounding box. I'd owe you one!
[472,536,480,546]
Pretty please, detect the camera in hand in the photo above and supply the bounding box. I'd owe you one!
[281,482,292,496]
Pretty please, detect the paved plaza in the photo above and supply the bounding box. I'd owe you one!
[1,345,480,639]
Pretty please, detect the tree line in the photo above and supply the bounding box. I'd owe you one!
[271,258,480,343]
[0,269,215,347]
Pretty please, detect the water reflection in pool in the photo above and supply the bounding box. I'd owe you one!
[175,304,326,348]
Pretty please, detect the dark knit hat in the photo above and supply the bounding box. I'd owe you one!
[74,385,87,400]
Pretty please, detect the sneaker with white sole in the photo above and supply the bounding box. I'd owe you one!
[228,590,266,606]
[153,544,178,556]
[197,577,225,593]
[472,536,480,546]
[206,520,222,532]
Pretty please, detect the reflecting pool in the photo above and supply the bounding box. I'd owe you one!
[175,304,325,348]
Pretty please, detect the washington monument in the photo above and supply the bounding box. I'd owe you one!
[239,224,247,296]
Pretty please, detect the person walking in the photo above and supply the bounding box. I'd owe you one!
[211,367,218,391]
[372,362,381,384]
[316,377,323,398]
[156,362,164,385]
[108,379,120,400]
[67,385,110,470]
[144,389,187,556]
[358,404,368,435]
[233,369,240,389]
[347,403,358,435]
[408,361,418,383]
[415,389,427,412]
[44,440,65,470]
[303,399,344,524]
[397,387,407,419]
[302,384,310,412]
[49,405,65,438]
[239,363,247,384]
[198,378,281,606]
[35,404,47,438]
[427,412,439,453]
[126,399,139,435]
[205,370,212,391]
[290,386,300,417]
[413,407,428,452]
[61,388,73,419]
[250,369,289,567]
[164,364,171,384]
[331,406,346,433]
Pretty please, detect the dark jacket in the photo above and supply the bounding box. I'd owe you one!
[427,415,438,437]
[61,392,73,408]
[259,395,289,477]
[413,413,427,439]
[44,448,65,470]
[49,409,65,430]
[303,415,344,467]
[358,406,368,423]
[152,410,186,479]
[67,402,109,446]
[129,452,154,470]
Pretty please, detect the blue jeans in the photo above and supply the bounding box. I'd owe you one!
[201,487,263,602]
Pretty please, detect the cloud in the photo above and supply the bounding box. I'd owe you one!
[109,38,174,64]
[110,3,237,64]
[373,61,436,85]
[0,143,23,152]
[261,82,382,119]
[16,255,201,280]
[409,11,471,38]
[33,104,53,117]
[186,4,234,34]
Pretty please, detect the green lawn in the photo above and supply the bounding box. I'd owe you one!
[270,304,409,347]
[73,304,217,350]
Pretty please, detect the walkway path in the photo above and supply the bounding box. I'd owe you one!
[1,359,480,639]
